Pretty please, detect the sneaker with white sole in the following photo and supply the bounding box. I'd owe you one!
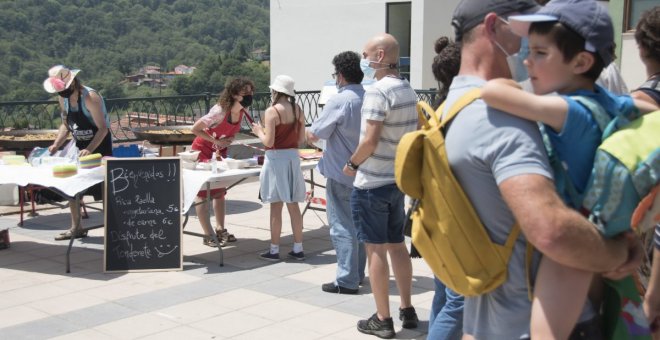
[287,250,305,261]
[258,251,280,261]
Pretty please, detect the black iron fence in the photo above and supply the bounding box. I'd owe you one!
[0,90,438,142]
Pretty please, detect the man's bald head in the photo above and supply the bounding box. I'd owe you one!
[364,33,400,65]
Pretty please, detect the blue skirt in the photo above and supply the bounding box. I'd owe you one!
[259,149,306,203]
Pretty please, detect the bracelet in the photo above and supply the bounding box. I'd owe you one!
[346,160,359,171]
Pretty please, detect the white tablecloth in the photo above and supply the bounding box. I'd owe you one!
[0,165,105,198]
[0,159,319,215]
[181,160,318,213]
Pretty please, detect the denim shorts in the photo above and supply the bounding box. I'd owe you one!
[351,183,406,244]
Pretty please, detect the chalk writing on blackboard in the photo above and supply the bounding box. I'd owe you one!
[104,158,182,272]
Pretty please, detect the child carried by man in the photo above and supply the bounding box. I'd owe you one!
[481,0,659,338]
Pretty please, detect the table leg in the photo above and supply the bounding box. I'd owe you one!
[18,186,24,226]
[302,169,326,215]
[28,186,38,217]
[65,194,81,273]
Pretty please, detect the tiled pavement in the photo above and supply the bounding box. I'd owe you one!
[0,177,435,339]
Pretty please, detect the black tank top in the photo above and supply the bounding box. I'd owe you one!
[65,92,113,156]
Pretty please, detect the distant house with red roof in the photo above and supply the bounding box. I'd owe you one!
[125,65,195,87]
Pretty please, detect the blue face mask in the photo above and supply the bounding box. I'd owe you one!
[518,37,530,61]
[495,38,529,83]
[360,59,377,80]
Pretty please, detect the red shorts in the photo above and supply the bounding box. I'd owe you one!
[197,187,226,199]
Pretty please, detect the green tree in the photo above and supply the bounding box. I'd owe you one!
[0,0,270,101]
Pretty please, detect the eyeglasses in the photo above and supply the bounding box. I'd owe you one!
[331,72,338,79]
[498,17,510,25]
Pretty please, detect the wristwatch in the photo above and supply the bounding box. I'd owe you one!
[346,159,359,171]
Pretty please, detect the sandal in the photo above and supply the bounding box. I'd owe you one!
[54,229,88,241]
[203,237,226,248]
[216,229,237,243]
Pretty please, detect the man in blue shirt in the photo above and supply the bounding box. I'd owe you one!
[307,51,366,294]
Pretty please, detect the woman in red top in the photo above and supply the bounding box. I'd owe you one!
[251,75,306,261]
[191,77,255,247]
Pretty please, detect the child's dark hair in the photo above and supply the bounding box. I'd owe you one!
[529,21,610,81]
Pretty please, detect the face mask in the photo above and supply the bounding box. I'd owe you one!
[239,94,253,108]
[58,86,74,98]
[360,59,377,80]
[494,39,529,83]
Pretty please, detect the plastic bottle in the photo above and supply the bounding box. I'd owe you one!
[211,152,217,173]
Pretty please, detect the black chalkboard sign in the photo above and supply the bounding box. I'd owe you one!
[104,157,182,272]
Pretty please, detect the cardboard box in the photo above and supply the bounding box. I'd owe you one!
[0,184,18,206]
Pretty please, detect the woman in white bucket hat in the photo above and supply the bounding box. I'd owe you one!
[251,75,307,261]
[44,65,112,240]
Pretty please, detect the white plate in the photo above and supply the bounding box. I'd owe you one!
[178,150,200,162]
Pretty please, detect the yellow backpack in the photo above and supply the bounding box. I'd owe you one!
[395,89,524,297]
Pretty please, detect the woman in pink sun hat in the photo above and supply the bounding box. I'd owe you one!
[43,65,113,241]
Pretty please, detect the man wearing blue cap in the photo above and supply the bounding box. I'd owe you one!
[441,0,644,339]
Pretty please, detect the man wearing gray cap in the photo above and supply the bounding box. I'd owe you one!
[439,0,643,338]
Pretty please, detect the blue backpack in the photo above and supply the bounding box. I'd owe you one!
[548,97,660,238]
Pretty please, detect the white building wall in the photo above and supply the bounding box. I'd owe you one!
[271,0,458,91]
[410,0,458,90]
[271,0,643,93]
[620,33,646,90]
[271,0,389,91]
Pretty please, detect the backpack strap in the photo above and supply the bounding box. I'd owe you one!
[416,101,436,130]
[551,95,612,208]
[417,87,481,129]
[573,94,640,140]
[439,88,482,128]
[572,95,612,137]
[540,123,583,209]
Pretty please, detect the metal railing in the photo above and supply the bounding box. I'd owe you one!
[0,90,439,142]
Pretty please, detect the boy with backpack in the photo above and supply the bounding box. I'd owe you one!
[481,0,658,338]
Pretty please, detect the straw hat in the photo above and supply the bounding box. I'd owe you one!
[268,75,295,97]
[43,65,80,93]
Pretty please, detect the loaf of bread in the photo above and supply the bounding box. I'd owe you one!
[79,153,102,169]
[52,163,78,178]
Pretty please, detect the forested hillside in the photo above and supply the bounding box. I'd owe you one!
[0,0,269,101]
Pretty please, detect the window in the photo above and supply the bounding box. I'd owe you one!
[625,0,657,31]
[386,2,411,80]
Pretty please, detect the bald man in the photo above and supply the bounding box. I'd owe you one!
[343,33,419,339]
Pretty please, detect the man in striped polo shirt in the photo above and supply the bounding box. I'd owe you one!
[343,32,419,339]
